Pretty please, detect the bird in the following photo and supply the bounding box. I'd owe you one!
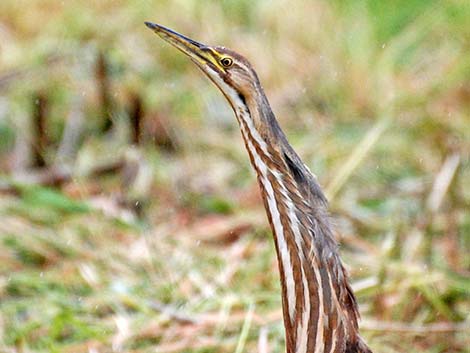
[145,22,372,353]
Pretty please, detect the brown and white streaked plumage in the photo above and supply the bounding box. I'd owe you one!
[145,22,372,353]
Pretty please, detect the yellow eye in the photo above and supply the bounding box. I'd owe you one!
[220,57,233,68]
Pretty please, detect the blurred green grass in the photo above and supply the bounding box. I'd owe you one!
[1,0,469,352]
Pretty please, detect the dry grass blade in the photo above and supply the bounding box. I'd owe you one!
[326,117,390,200]
[426,152,461,213]
[258,326,270,353]
[234,303,255,353]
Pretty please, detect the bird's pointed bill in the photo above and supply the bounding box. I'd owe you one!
[145,22,220,70]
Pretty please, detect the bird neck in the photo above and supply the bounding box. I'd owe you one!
[232,88,371,353]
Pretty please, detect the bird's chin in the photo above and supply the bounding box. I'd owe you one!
[195,62,222,80]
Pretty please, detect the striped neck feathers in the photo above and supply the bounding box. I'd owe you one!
[229,87,371,353]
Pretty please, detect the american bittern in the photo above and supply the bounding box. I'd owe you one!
[145,22,372,353]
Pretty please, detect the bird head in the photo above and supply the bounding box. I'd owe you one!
[145,22,260,111]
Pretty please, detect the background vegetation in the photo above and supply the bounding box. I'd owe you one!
[0,0,469,352]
